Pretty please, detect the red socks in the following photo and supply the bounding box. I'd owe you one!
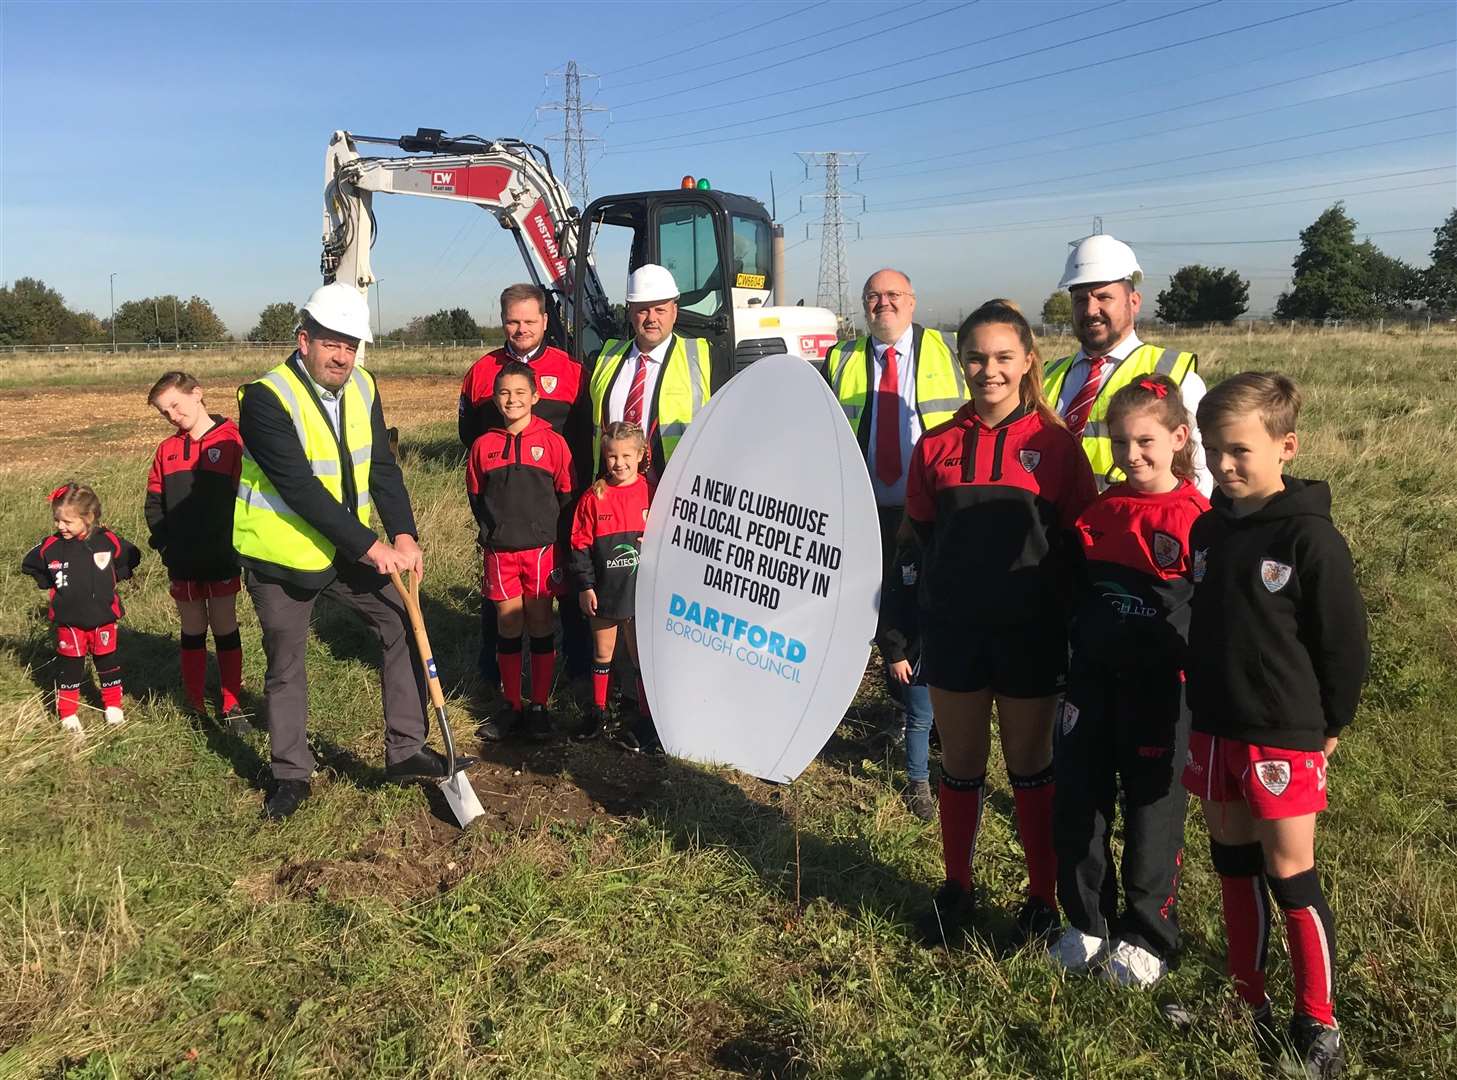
[180,631,208,711]
[497,637,524,710]
[938,772,985,889]
[1269,869,1338,1027]
[96,663,123,709]
[1010,766,1058,909]
[591,662,611,708]
[529,636,555,707]
[215,629,243,712]
[58,686,80,720]
[1212,841,1272,1008]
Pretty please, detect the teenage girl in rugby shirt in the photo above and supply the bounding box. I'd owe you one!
[1050,374,1209,987]
[568,421,655,749]
[22,483,142,732]
[144,371,247,729]
[467,360,574,741]
[901,299,1097,948]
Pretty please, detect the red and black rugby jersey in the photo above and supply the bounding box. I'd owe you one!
[1071,480,1209,669]
[459,345,583,446]
[466,415,573,551]
[144,415,242,581]
[905,403,1096,626]
[569,475,652,618]
[21,528,141,628]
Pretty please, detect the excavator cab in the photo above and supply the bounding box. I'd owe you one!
[573,188,782,392]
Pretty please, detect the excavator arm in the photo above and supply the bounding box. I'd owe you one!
[321,128,612,349]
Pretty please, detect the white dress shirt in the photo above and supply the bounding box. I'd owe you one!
[1059,331,1212,496]
[607,336,672,424]
[865,324,922,507]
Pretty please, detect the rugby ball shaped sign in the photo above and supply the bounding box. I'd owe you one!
[637,353,880,782]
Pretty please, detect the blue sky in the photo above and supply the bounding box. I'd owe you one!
[3,0,1453,334]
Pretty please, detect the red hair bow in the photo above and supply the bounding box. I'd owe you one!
[1138,378,1168,398]
[47,484,70,503]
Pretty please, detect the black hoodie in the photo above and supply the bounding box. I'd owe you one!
[1185,477,1368,752]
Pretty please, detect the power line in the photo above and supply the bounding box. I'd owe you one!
[1130,227,1433,247]
[610,0,981,114]
[607,0,1353,153]
[799,152,866,328]
[541,60,605,205]
[597,1,831,81]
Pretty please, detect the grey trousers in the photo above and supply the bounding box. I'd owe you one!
[245,569,428,780]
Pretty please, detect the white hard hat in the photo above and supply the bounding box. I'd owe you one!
[625,263,680,304]
[1059,234,1143,290]
[299,282,374,343]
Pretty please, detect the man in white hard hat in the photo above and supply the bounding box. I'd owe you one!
[824,268,969,822]
[235,282,470,819]
[1043,235,1211,496]
[587,264,711,486]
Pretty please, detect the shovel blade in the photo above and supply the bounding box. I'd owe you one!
[439,770,486,828]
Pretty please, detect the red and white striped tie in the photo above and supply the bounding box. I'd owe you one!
[1064,355,1109,438]
[623,352,648,426]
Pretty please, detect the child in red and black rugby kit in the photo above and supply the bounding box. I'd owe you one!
[901,300,1096,948]
[22,483,141,733]
[1050,375,1209,988]
[569,421,655,749]
[144,371,247,729]
[467,360,574,740]
[1182,372,1367,1078]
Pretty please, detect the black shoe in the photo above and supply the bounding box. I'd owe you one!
[385,746,479,780]
[1010,896,1062,948]
[1290,1014,1345,1079]
[222,706,251,739]
[264,779,311,820]
[573,706,607,743]
[479,708,522,742]
[915,880,976,947]
[1248,1001,1283,1066]
[903,780,936,822]
[523,703,554,741]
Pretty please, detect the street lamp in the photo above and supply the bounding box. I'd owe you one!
[109,273,117,353]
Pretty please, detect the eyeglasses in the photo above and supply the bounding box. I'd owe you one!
[863,291,911,305]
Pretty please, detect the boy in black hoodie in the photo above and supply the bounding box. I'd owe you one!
[1180,372,1367,1079]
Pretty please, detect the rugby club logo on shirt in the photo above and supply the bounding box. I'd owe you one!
[208,447,221,464]
[1260,559,1293,593]
[1018,449,1041,473]
[530,446,544,462]
[1192,548,1208,582]
[540,375,558,394]
[1152,531,1182,569]
[93,551,112,570]
[1254,759,1291,797]
[1061,701,1079,735]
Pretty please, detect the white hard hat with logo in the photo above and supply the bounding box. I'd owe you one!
[625,264,680,304]
[299,281,374,343]
[1059,234,1143,290]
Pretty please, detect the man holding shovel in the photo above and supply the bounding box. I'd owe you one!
[234,282,472,820]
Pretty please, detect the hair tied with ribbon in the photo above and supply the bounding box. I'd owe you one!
[1138,378,1168,399]
[47,484,70,503]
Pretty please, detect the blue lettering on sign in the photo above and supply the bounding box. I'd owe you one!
[427,658,438,679]
[665,592,809,682]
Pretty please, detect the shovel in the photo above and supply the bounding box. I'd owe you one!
[391,569,486,828]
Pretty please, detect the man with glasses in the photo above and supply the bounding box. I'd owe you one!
[824,268,968,821]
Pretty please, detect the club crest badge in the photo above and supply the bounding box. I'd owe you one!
[1254,759,1291,797]
[207,447,221,464]
[1152,530,1182,569]
[1192,548,1208,583]
[1260,559,1293,593]
[901,564,918,587]
[93,551,112,570]
[1019,449,1041,473]
[1061,701,1079,736]
[540,375,558,394]
[530,445,544,462]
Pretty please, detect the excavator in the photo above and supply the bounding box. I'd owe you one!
[321,128,840,389]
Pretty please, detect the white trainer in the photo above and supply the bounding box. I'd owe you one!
[61,715,83,734]
[1104,939,1168,988]
[1050,926,1106,972]
[104,706,126,726]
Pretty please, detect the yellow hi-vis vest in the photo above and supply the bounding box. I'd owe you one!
[233,359,376,573]
[1043,343,1198,487]
[590,335,710,471]
[824,327,967,434]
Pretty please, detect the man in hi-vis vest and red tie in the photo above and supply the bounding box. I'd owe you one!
[824,268,969,822]
[1043,235,1212,497]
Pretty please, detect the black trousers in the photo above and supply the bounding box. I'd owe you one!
[1053,663,1191,959]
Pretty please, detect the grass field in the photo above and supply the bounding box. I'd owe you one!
[1,331,1454,1078]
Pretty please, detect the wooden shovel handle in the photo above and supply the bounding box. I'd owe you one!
[390,569,447,711]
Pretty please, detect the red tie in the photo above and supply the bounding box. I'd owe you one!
[1064,355,1109,439]
[875,345,902,486]
[624,352,648,426]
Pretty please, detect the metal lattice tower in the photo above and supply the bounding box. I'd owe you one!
[541,61,604,207]
[798,151,866,330]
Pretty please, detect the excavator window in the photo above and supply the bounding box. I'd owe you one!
[658,203,724,318]
[730,214,772,292]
